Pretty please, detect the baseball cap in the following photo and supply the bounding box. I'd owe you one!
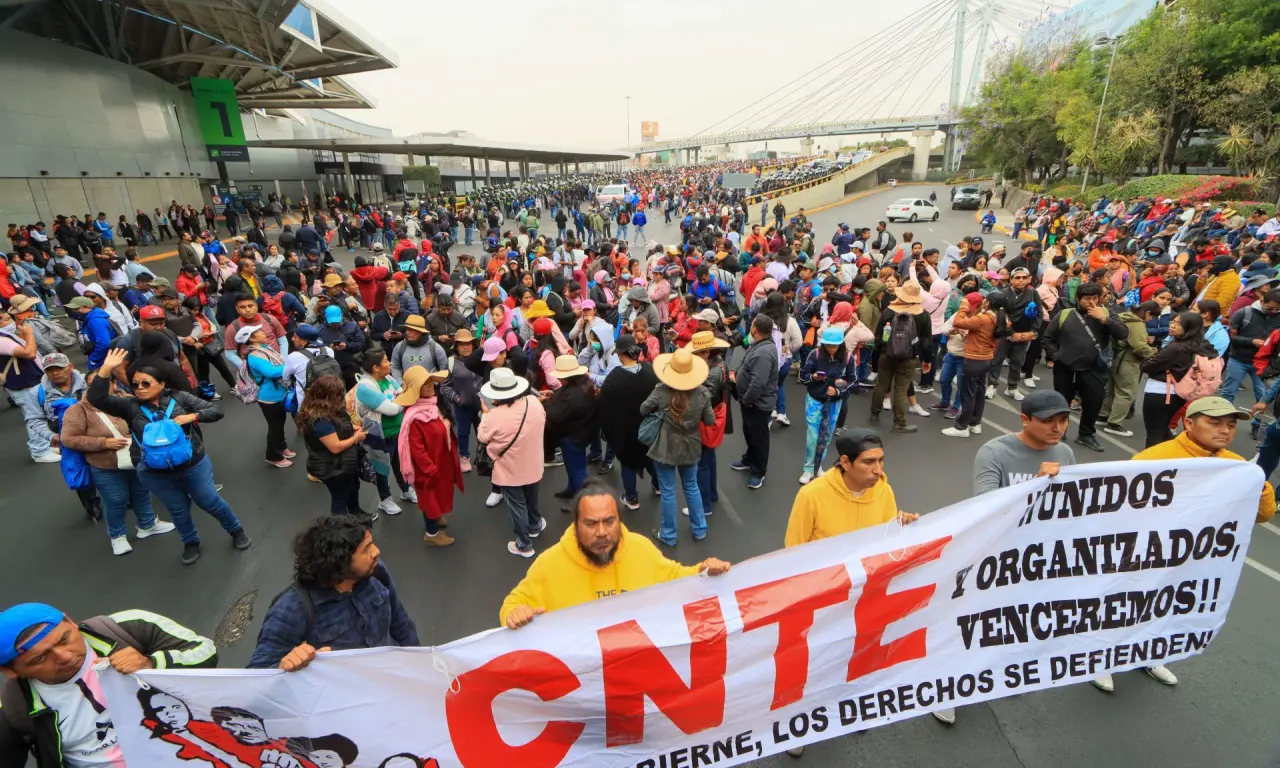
[151,277,171,288]
[39,352,71,370]
[1021,390,1072,419]
[65,296,94,310]
[294,324,320,342]
[139,305,165,321]
[0,603,65,665]
[694,308,720,324]
[481,336,506,362]
[234,324,262,344]
[1185,396,1249,420]
[820,327,845,345]
[324,305,343,324]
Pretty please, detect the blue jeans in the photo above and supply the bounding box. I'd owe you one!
[803,395,843,475]
[621,461,657,501]
[90,466,157,539]
[633,225,646,243]
[939,352,964,409]
[137,455,242,544]
[1220,357,1265,404]
[654,461,706,545]
[618,224,628,240]
[504,481,542,552]
[8,386,52,459]
[453,403,480,459]
[588,431,614,463]
[1011,222,1022,238]
[561,439,588,495]
[776,360,792,415]
[465,226,475,246]
[696,446,718,511]
[376,438,409,499]
[1258,419,1280,480]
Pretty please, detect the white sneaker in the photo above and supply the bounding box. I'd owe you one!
[799,471,813,485]
[1032,374,1041,381]
[883,397,891,410]
[915,385,934,394]
[866,372,878,382]
[681,507,688,516]
[1103,424,1134,437]
[1023,377,1037,389]
[401,487,418,503]
[507,541,534,558]
[774,413,791,426]
[485,491,503,508]
[136,521,176,538]
[910,404,930,417]
[1090,674,1115,692]
[32,453,60,464]
[941,426,970,438]
[110,536,133,556]
[985,385,996,400]
[1005,388,1025,402]
[970,424,983,434]
[378,498,403,516]
[932,707,956,724]
[770,410,778,420]
[1145,665,1178,685]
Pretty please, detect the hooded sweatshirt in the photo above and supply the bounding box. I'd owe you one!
[1037,266,1063,314]
[575,317,618,386]
[1133,433,1274,523]
[498,524,701,625]
[621,285,660,331]
[350,262,389,310]
[784,468,897,546]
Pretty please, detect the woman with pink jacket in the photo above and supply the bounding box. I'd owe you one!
[478,368,548,558]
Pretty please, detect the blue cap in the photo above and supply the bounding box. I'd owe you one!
[820,327,845,345]
[0,603,64,665]
[324,305,342,324]
[295,324,321,341]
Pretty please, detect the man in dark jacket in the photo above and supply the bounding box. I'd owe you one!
[0,603,217,768]
[1221,288,1280,404]
[423,294,467,347]
[731,315,779,489]
[248,516,418,670]
[370,292,408,357]
[245,219,269,250]
[1041,282,1130,452]
[988,267,1039,398]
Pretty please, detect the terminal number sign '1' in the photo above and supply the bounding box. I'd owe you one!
[102,459,1262,768]
[190,77,250,163]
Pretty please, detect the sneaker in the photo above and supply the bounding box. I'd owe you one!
[775,413,791,426]
[748,475,765,490]
[909,404,930,417]
[544,457,565,467]
[866,372,878,382]
[652,485,662,496]
[1004,388,1025,401]
[459,457,472,473]
[941,426,970,438]
[209,392,223,402]
[892,424,919,433]
[230,529,252,550]
[915,385,934,394]
[136,521,175,538]
[1090,674,1115,693]
[944,407,960,419]
[932,707,956,724]
[681,507,688,516]
[485,491,503,508]
[730,460,749,472]
[599,459,615,473]
[529,517,548,538]
[110,536,133,556]
[181,542,201,565]
[1145,665,1178,685]
[834,426,848,436]
[266,458,293,468]
[970,424,983,434]
[32,453,60,464]
[507,540,534,557]
[651,527,677,547]
[770,410,777,420]
[985,385,996,400]
[883,397,891,410]
[798,471,813,485]
[585,453,603,465]
[554,488,576,499]
[621,495,640,510]
[1102,423,1133,437]
[927,402,948,411]
[281,448,297,459]
[1074,435,1105,453]
[214,484,223,492]
[1032,374,1041,381]
[401,487,418,503]
[786,747,805,758]
[424,531,456,548]
[1022,377,1037,389]
[378,498,403,515]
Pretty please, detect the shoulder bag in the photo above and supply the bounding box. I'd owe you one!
[476,398,528,478]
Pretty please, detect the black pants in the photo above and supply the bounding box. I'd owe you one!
[988,339,1029,390]
[1022,334,1043,379]
[958,358,992,429]
[188,348,237,389]
[259,401,289,461]
[1142,392,1184,448]
[322,473,363,515]
[1052,366,1105,439]
[740,406,772,478]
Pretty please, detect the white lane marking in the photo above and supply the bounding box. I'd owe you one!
[1263,522,1280,538]
[716,487,745,527]
[1246,557,1280,584]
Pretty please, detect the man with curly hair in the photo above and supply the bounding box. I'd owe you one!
[248,516,419,670]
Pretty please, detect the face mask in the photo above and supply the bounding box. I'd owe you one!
[1147,250,1160,258]
[591,342,602,352]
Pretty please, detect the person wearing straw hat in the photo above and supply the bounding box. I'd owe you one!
[641,346,716,547]
[798,326,859,484]
[396,366,461,548]
[544,355,598,511]
[689,331,731,514]
[870,281,933,433]
[479,368,549,558]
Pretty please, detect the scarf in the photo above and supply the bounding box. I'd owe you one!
[398,395,445,486]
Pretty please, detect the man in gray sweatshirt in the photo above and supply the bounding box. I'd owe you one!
[730,314,780,489]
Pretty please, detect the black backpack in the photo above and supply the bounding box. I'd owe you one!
[301,348,342,389]
[884,312,918,360]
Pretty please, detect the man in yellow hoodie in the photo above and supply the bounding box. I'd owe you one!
[501,480,731,629]
[782,428,917,757]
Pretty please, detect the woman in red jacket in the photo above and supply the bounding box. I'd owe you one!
[396,366,463,548]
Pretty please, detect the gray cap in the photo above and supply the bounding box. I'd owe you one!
[1021,390,1072,419]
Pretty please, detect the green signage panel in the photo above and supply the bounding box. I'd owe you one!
[190,77,249,162]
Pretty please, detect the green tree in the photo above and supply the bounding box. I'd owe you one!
[403,165,442,189]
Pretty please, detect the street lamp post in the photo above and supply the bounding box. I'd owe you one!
[625,95,631,167]
[1081,35,1121,196]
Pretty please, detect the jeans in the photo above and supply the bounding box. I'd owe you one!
[939,352,963,409]
[322,473,363,515]
[1258,419,1280,480]
[988,339,1029,390]
[504,481,543,552]
[775,360,792,415]
[803,395,843,475]
[560,439,588,495]
[376,436,410,499]
[588,431,615,464]
[465,226,475,246]
[621,460,657,501]
[740,406,772,477]
[1011,222,1022,239]
[8,386,52,459]
[618,224,629,240]
[654,461,706,545]
[696,446,718,511]
[1220,357,1265,404]
[453,403,480,459]
[259,401,288,461]
[957,358,991,429]
[90,466,157,540]
[633,225,646,243]
[137,455,242,544]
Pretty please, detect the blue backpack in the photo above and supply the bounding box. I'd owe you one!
[139,400,194,470]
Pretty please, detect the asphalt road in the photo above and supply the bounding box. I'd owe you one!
[3,183,1279,767]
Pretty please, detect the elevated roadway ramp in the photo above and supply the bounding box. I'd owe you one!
[744,147,912,215]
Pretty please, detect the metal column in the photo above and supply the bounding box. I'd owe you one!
[407,154,415,166]
[505,160,512,182]
[341,152,354,199]
[469,157,477,190]
[575,161,580,174]
[484,156,491,187]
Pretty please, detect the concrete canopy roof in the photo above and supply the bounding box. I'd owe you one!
[246,133,631,163]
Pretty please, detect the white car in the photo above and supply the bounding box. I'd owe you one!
[596,183,632,206]
[886,197,939,223]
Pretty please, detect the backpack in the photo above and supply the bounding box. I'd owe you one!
[883,312,918,360]
[1170,355,1223,403]
[28,316,78,352]
[301,348,342,389]
[262,291,289,327]
[138,400,194,470]
[268,566,393,644]
[233,357,261,404]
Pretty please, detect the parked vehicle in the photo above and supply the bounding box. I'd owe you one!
[885,197,939,223]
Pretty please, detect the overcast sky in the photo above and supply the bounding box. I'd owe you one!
[327,0,1058,154]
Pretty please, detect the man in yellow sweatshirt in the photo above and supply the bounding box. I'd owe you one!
[782,428,917,756]
[500,481,731,629]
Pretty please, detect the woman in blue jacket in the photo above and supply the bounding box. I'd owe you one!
[239,325,293,468]
[797,326,859,485]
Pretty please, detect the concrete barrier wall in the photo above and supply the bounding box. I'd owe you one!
[745,148,912,217]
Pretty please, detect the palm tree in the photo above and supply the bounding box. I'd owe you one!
[1107,111,1160,184]
[1217,125,1253,176]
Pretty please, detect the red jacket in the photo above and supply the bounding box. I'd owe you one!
[349,264,388,310]
[176,272,208,305]
[1137,274,1167,303]
[0,260,14,300]
[406,416,463,519]
[740,265,766,305]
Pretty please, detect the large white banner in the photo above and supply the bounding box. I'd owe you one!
[101,459,1262,768]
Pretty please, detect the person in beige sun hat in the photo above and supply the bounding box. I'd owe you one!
[887,280,926,315]
[642,346,715,548]
[689,330,730,352]
[872,280,933,434]
[545,354,598,511]
[395,366,462,548]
